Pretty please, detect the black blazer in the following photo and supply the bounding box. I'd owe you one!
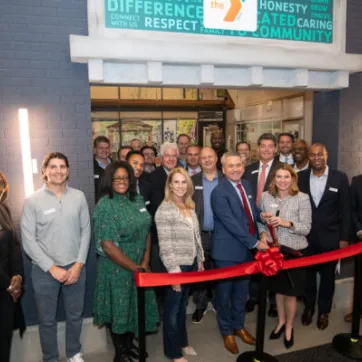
[93,157,112,203]
[139,178,152,212]
[149,166,168,245]
[0,230,26,335]
[351,175,362,237]
[192,171,223,233]
[298,168,351,252]
[243,159,280,199]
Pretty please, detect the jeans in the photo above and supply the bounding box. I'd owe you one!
[32,264,86,362]
[214,259,249,336]
[163,262,196,359]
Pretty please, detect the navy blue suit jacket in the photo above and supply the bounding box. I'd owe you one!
[211,177,261,263]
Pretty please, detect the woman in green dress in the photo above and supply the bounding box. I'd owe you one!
[93,161,159,362]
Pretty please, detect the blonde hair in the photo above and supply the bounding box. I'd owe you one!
[164,167,195,209]
[269,163,299,197]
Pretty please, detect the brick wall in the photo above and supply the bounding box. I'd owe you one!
[338,0,362,179]
[0,0,94,324]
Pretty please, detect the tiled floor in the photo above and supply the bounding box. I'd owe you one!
[79,305,354,362]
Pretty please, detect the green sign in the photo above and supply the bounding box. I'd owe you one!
[105,0,333,44]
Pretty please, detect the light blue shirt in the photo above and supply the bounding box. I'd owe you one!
[188,166,201,176]
[279,154,294,165]
[202,173,219,231]
[310,166,329,207]
[96,158,111,170]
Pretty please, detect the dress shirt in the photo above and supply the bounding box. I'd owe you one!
[279,154,294,165]
[136,179,140,194]
[163,167,171,176]
[227,179,254,221]
[21,185,91,272]
[96,158,111,170]
[294,162,309,173]
[258,159,274,183]
[188,166,201,176]
[202,172,219,231]
[310,166,329,207]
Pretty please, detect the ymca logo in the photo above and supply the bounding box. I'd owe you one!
[203,0,257,31]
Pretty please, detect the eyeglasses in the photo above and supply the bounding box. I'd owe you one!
[112,177,130,184]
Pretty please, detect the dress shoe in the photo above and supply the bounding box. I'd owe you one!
[269,324,285,340]
[245,300,257,313]
[301,308,314,326]
[234,328,256,345]
[317,314,329,330]
[344,312,362,323]
[268,305,278,318]
[192,308,206,324]
[284,328,294,349]
[223,335,239,354]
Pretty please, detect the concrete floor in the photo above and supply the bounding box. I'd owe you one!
[77,304,353,362]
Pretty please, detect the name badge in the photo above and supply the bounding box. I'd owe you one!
[195,186,203,190]
[248,195,252,199]
[329,187,338,192]
[251,170,259,175]
[145,201,150,206]
[94,174,100,179]
[44,208,56,215]
[140,208,147,212]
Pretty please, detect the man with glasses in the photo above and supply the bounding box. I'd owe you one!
[141,145,158,174]
[21,152,91,362]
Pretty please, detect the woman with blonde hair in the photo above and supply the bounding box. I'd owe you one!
[258,163,311,349]
[155,167,204,362]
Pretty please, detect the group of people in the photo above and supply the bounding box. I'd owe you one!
[0,129,358,362]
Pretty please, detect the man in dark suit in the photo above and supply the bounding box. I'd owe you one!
[93,136,112,202]
[126,151,152,211]
[293,139,310,172]
[149,142,178,273]
[277,133,294,165]
[298,143,350,330]
[191,147,222,324]
[243,133,280,316]
[211,152,270,355]
[345,174,362,322]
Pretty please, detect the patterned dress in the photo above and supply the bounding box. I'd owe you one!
[92,193,159,335]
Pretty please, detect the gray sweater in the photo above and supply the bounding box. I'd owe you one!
[21,185,91,272]
[155,201,204,273]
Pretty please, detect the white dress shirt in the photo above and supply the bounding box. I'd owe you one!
[310,166,329,207]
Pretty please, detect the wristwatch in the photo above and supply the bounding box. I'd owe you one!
[289,221,294,229]
[137,268,146,273]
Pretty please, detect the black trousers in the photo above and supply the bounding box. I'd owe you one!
[0,292,14,362]
[304,259,337,315]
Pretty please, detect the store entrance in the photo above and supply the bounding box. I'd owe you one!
[90,86,313,161]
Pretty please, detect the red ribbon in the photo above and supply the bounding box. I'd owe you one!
[255,247,284,277]
[135,242,362,288]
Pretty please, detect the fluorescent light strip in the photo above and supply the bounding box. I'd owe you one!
[19,108,34,197]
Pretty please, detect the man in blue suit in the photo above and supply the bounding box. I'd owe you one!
[211,152,270,355]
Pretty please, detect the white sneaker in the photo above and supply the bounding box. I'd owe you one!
[67,352,84,362]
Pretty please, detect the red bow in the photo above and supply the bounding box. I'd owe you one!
[255,247,284,277]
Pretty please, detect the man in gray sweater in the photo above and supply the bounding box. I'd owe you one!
[21,152,91,362]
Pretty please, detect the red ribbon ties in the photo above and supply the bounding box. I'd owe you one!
[255,247,284,277]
